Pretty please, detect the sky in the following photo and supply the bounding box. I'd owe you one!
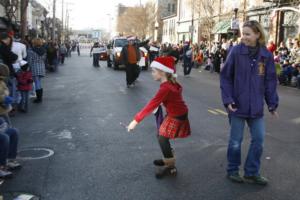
[37,0,147,30]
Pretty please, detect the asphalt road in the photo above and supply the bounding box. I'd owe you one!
[0,50,299,200]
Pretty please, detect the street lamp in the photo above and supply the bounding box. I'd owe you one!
[154,21,159,42]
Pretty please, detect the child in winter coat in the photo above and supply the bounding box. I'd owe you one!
[127,56,191,179]
[16,61,33,113]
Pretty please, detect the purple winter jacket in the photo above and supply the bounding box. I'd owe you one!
[220,43,279,118]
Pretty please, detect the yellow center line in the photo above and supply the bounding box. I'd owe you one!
[215,109,228,115]
[208,109,219,115]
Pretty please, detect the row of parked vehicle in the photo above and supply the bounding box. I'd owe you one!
[96,37,150,70]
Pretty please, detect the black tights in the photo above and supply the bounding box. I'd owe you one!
[158,136,173,158]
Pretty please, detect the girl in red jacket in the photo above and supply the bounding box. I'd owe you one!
[16,61,33,113]
[127,56,191,178]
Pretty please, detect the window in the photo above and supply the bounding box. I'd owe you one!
[168,3,171,12]
[172,4,176,13]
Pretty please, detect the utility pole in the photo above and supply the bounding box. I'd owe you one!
[52,0,56,41]
[62,0,64,42]
[191,0,194,43]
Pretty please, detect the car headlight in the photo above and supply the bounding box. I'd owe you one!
[117,52,121,57]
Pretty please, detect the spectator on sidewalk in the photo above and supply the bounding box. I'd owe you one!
[0,118,21,179]
[267,40,276,54]
[16,61,33,113]
[0,64,21,179]
[46,42,58,72]
[59,44,67,65]
[27,38,46,103]
[0,32,18,116]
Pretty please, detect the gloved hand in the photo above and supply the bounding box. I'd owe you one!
[4,96,13,105]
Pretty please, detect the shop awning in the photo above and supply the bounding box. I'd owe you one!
[212,20,231,34]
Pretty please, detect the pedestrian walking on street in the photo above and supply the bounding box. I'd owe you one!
[16,61,33,113]
[27,38,46,103]
[121,37,141,87]
[127,56,191,179]
[59,44,67,65]
[90,42,101,67]
[77,43,80,56]
[220,20,279,185]
[183,41,193,76]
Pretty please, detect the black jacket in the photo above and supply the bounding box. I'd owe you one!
[0,41,18,76]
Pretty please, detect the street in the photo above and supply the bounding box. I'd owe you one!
[0,50,300,200]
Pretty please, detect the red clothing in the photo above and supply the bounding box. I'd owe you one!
[134,81,188,123]
[16,71,33,91]
[267,43,276,54]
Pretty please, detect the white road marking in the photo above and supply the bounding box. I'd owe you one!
[57,129,72,140]
[291,117,300,124]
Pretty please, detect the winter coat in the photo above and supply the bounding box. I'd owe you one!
[16,71,33,91]
[0,80,12,115]
[27,47,46,77]
[220,43,279,119]
[0,41,18,77]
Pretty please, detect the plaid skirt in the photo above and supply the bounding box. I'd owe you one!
[159,115,191,139]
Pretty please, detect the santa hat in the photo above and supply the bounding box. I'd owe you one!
[150,56,176,74]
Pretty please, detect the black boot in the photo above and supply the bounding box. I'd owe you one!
[33,89,42,103]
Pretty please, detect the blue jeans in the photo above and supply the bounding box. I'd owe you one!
[19,91,29,111]
[0,128,19,166]
[33,76,42,90]
[8,77,20,105]
[227,115,265,176]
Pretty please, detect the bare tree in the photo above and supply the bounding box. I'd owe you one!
[188,0,216,48]
[117,2,158,39]
[20,0,29,39]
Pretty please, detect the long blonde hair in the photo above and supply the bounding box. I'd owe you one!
[243,20,266,47]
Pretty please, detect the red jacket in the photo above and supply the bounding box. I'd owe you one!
[16,71,33,91]
[134,81,188,123]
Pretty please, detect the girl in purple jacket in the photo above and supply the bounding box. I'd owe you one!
[220,20,279,185]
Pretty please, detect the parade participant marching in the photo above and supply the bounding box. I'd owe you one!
[90,42,101,67]
[121,37,149,88]
[220,20,279,185]
[127,56,191,179]
[121,37,141,88]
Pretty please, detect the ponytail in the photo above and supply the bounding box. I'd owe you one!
[166,73,177,84]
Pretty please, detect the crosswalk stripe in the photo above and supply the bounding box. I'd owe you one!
[208,109,219,115]
[215,109,228,115]
[292,117,300,124]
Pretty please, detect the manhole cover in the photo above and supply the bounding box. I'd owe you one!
[0,192,40,200]
[17,148,54,160]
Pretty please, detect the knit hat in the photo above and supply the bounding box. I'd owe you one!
[150,56,176,74]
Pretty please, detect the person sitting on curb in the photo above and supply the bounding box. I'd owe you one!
[0,64,21,180]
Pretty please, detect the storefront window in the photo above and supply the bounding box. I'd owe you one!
[283,11,299,39]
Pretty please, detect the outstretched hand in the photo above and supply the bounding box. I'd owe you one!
[127,120,138,132]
